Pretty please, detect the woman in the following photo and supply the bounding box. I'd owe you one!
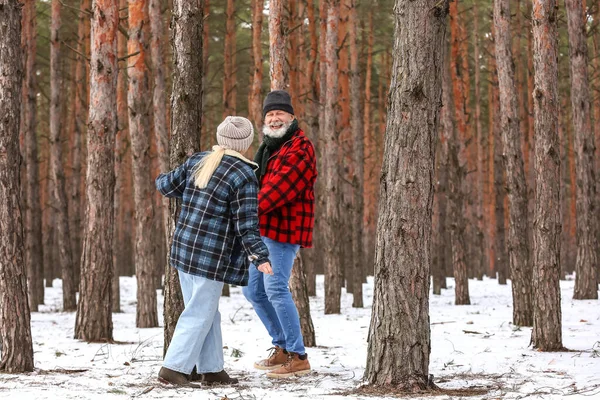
[156,116,272,387]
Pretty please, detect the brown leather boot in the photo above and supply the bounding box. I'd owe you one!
[266,353,311,379]
[253,346,288,370]
[201,370,239,385]
[158,367,201,387]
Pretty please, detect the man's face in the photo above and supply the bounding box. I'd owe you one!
[264,110,294,130]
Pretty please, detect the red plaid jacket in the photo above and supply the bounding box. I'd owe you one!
[258,129,317,248]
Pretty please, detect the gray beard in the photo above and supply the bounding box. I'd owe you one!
[263,120,293,138]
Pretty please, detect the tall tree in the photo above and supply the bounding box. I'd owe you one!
[365,0,448,387]
[323,0,341,315]
[164,0,203,352]
[223,0,237,117]
[71,0,91,286]
[349,0,363,308]
[249,0,264,135]
[269,0,287,89]
[113,0,128,313]
[566,0,598,300]
[50,0,77,311]
[21,0,44,310]
[128,0,158,328]
[74,0,119,342]
[0,0,34,372]
[494,0,533,326]
[150,0,169,246]
[530,0,563,351]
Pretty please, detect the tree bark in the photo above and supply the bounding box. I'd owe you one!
[365,0,448,388]
[494,0,533,326]
[21,0,44,310]
[74,0,119,342]
[0,0,34,372]
[289,254,316,347]
[349,0,363,308]
[566,0,598,300]
[50,0,77,311]
[165,0,203,353]
[249,0,264,135]
[530,0,563,351]
[269,0,287,90]
[323,0,341,315]
[128,0,158,328]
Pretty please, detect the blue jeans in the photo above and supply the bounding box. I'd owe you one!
[163,270,224,374]
[242,237,305,355]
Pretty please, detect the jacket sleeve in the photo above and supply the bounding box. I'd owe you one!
[258,140,316,215]
[231,178,270,266]
[155,160,188,199]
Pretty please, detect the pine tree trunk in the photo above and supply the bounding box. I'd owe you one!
[50,0,77,311]
[164,0,203,353]
[365,0,447,387]
[128,0,158,328]
[0,0,34,372]
[269,0,286,90]
[289,0,299,104]
[74,0,119,342]
[323,0,341,315]
[290,253,316,346]
[494,0,533,326]
[472,1,486,280]
[349,0,363,308]
[302,0,318,297]
[112,0,128,313]
[21,0,44,310]
[223,0,236,116]
[150,0,169,255]
[449,117,470,305]
[530,0,563,351]
[249,0,264,135]
[71,0,90,287]
[566,0,598,300]
[363,6,375,274]
[435,39,453,295]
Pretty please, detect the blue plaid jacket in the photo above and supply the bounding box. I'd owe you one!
[156,152,270,286]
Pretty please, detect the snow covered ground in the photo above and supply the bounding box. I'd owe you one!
[1,275,599,400]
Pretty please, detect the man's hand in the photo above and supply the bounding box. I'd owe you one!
[257,262,273,275]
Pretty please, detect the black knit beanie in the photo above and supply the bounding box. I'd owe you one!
[262,90,294,117]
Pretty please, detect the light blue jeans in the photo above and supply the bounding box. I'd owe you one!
[163,270,224,374]
[242,237,305,355]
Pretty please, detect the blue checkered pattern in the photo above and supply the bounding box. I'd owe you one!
[156,152,270,286]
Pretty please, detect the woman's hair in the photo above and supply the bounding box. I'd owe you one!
[192,146,227,189]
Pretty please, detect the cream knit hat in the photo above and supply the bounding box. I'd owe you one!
[216,116,254,152]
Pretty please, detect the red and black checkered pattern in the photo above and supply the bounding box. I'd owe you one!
[258,129,317,248]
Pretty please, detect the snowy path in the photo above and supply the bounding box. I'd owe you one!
[1,275,599,399]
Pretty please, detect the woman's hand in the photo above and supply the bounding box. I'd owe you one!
[257,262,273,275]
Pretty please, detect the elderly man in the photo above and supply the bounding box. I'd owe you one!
[243,90,317,379]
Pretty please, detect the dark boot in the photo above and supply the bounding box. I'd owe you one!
[201,370,239,385]
[158,367,201,388]
[188,366,202,382]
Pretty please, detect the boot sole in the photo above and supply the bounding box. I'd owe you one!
[266,369,311,379]
[253,362,284,371]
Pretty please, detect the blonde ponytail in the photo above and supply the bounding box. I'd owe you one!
[193,146,226,189]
